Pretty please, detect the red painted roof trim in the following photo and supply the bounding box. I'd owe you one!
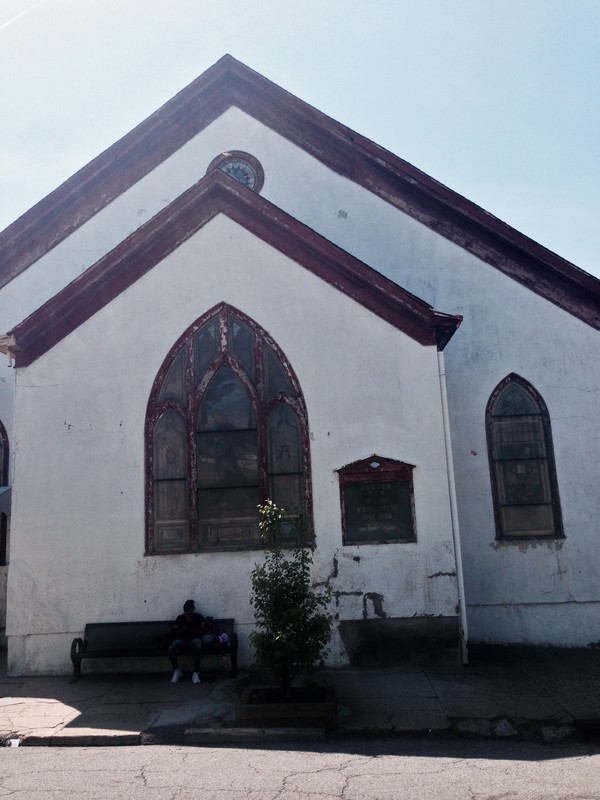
[1,55,599,328]
[8,171,461,367]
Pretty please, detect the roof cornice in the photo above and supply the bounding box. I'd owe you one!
[9,171,461,367]
[1,54,599,328]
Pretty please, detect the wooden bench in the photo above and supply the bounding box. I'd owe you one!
[70,618,238,680]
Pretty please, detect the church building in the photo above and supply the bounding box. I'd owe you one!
[1,56,599,675]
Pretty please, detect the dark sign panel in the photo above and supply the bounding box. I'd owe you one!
[343,480,415,543]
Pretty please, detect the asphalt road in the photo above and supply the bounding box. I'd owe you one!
[2,738,600,799]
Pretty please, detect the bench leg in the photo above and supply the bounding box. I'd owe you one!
[70,659,82,683]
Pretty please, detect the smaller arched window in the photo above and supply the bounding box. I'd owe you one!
[486,375,563,540]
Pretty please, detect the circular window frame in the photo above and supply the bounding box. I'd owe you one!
[206,151,264,193]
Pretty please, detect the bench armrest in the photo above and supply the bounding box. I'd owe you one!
[70,637,85,681]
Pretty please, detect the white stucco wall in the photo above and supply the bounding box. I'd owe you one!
[6,214,457,674]
[3,106,599,653]
[295,175,600,645]
[192,114,600,647]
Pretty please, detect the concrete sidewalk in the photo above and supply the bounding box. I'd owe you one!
[2,646,600,747]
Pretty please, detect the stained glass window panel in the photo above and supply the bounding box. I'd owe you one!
[155,523,189,551]
[194,319,219,379]
[197,366,255,432]
[197,430,259,488]
[158,348,187,406]
[265,345,293,399]
[501,505,555,537]
[492,417,546,460]
[154,479,188,521]
[493,384,538,416]
[497,459,551,506]
[269,474,303,514]
[229,316,255,378]
[153,410,187,480]
[268,405,301,474]
[197,486,259,520]
[205,520,258,543]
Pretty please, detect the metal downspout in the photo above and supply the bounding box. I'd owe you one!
[437,349,469,665]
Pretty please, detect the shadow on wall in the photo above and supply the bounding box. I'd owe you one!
[338,617,460,667]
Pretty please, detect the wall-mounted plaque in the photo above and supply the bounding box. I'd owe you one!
[337,455,416,545]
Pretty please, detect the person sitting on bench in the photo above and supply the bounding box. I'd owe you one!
[168,599,207,684]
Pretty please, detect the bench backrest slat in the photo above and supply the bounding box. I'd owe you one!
[83,619,236,652]
[84,621,172,652]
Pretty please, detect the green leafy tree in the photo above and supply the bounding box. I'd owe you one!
[250,500,332,696]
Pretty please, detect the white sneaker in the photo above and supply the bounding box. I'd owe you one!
[192,672,201,684]
[171,668,183,684]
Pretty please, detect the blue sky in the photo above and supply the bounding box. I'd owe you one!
[1,0,598,277]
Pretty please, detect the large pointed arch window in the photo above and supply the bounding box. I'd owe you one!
[486,375,563,540]
[146,304,311,553]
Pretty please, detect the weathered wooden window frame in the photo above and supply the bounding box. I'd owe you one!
[145,303,311,554]
[337,455,417,546]
[486,373,564,541]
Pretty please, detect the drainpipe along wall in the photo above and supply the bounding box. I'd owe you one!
[437,348,469,664]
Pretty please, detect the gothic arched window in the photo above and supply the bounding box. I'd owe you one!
[145,304,311,553]
[486,374,563,540]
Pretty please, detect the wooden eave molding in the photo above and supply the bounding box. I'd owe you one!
[0,334,19,358]
[8,171,461,367]
[1,54,599,329]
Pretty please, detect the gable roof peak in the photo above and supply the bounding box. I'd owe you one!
[6,169,462,367]
[0,56,599,329]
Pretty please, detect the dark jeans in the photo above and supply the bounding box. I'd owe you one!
[169,634,216,671]
[169,637,203,672]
